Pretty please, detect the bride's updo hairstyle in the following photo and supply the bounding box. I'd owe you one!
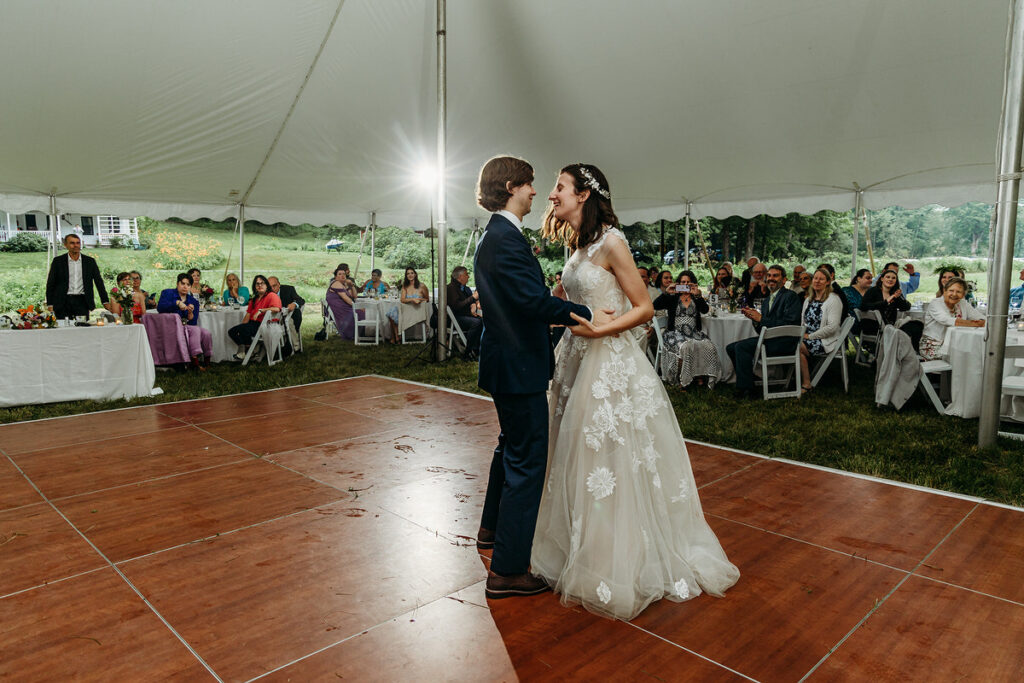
[541,163,619,251]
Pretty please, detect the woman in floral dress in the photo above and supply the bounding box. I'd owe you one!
[653,270,722,388]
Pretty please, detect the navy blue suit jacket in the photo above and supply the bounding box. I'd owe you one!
[753,287,803,332]
[474,213,591,395]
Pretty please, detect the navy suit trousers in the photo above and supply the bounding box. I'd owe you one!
[727,336,800,390]
[481,391,549,576]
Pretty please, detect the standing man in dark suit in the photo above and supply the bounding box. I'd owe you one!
[473,155,607,599]
[446,265,482,357]
[45,234,109,320]
[726,264,803,399]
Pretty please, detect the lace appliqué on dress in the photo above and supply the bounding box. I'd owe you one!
[586,466,616,499]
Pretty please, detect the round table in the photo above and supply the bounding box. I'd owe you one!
[197,308,247,362]
[702,311,756,383]
[942,327,1024,418]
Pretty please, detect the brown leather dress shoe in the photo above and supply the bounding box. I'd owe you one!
[476,527,495,550]
[485,571,551,599]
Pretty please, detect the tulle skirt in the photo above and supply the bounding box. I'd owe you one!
[532,332,739,621]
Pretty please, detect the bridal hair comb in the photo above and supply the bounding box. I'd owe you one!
[578,166,611,199]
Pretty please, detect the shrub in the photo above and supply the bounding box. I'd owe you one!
[384,238,430,269]
[149,232,225,270]
[0,269,47,312]
[1,233,49,253]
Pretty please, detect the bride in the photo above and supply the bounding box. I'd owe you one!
[531,163,740,621]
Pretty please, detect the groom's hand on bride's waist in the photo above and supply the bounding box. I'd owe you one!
[569,308,618,338]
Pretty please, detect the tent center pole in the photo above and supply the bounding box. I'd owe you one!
[435,0,449,361]
[370,210,376,272]
[683,201,692,270]
[238,205,245,286]
[980,0,1024,447]
[851,188,862,274]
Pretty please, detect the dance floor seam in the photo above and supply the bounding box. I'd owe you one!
[2,375,1023,682]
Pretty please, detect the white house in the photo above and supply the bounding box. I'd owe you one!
[0,212,139,247]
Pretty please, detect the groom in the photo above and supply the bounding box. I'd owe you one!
[474,155,607,599]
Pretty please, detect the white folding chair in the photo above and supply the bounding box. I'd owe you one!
[918,359,952,414]
[400,307,428,344]
[242,314,286,367]
[353,300,381,345]
[447,305,468,356]
[282,307,302,354]
[855,309,884,366]
[648,316,668,375]
[753,324,805,400]
[321,298,337,339]
[810,316,856,392]
[998,345,1024,429]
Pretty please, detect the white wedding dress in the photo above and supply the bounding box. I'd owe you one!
[531,227,740,621]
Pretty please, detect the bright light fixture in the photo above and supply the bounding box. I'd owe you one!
[415,164,436,191]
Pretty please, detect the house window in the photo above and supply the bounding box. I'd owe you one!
[24,214,37,230]
[81,216,94,236]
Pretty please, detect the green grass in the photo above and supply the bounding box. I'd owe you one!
[2,326,1022,507]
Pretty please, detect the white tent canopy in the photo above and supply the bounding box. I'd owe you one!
[0,0,1011,227]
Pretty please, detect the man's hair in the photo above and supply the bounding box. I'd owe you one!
[883,261,898,270]
[768,264,787,279]
[451,265,468,280]
[267,276,280,284]
[476,155,534,212]
[176,272,193,286]
[371,268,382,277]
[637,266,649,276]
[130,270,142,280]
[63,234,80,245]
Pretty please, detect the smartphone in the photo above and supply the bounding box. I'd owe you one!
[674,284,691,293]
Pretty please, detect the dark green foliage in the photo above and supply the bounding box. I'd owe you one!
[1,233,49,252]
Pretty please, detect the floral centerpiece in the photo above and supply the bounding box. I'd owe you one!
[199,284,215,305]
[14,305,57,330]
[725,281,743,313]
[109,285,135,325]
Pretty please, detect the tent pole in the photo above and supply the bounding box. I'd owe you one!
[352,226,368,278]
[47,194,57,272]
[674,218,680,268]
[683,202,692,270]
[435,0,449,361]
[238,205,245,286]
[462,218,478,266]
[980,0,1024,447]
[851,188,862,274]
[370,210,376,272]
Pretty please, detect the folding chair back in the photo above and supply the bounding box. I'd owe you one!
[810,315,856,391]
[242,314,286,367]
[353,300,381,345]
[447,305,468,356]
[855,309,884,365]
[321,298,337,339]
[753,324,805,399]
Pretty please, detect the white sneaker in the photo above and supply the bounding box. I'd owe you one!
[233,348,247,361]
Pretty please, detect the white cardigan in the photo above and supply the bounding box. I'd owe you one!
[923,296,984,341]
[801,293,844,353]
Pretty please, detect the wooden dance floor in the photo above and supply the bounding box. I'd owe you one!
[1,375,1022,681]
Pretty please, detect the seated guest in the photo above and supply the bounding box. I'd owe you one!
[1010,266,1024,309]
[920,277,984,360]
[222,272,250,305]
[935,268,958,298]
[798,268,845,393]
[157,273,212,370]
[653,270,722,388]
[739,256,760,289]
[387,266,430,342]
[860,269,910,331]
[952,268,977,306]
[130,270,156,309]
[228,274,282,359]
[788,265,807,292]
[816,263,851,322]
[361,268,389,296]
[790,270,812,296]
[551,271,562,293]
[711,266,735,298]
[187,268,203,298]
[842,268,873,310]
[875,261,920,295]
[110,271,145,323]
[742,262,769,308]
[726,265,803,399]
[325,263,358,340]
[446,266,482,356]
[268,275,305,334]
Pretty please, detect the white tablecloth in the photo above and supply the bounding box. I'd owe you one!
[702,312,756,383]
[943,327,1024,418]
[0,325,159,407]
[198,308,247,362]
